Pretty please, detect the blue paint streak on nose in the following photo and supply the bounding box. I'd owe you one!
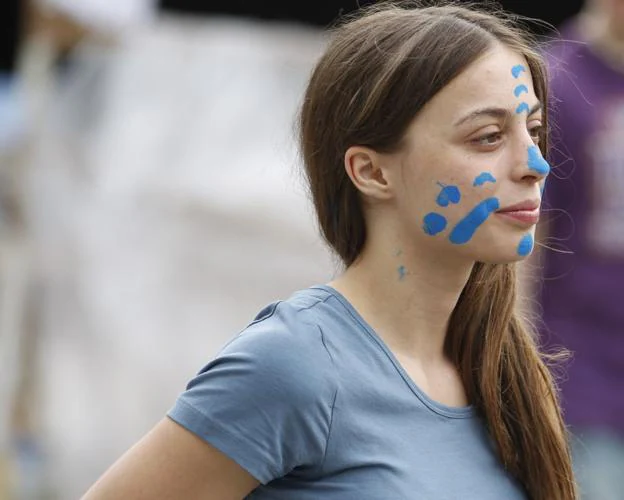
[436,184,461,207]
[423,212,447,235]
[517,234,534,256]
[449,197,500,245]
[514,84,528,97]
[473,172,496,187]
[527,145,551,175]
[511,65,526,78]
[515,102,530,114]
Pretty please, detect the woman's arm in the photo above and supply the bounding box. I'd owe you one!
[81,417,260,500]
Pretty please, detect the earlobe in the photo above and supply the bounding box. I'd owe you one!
[344,146,392,200]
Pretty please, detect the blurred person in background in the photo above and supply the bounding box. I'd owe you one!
[1,1,32,498]
[18,0,334,497]
[83,3,577,499]
[0,0,27,157]
[1,2,101,498]
[538,0,624,498]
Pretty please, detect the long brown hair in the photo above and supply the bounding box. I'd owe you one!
[299,2,577,499]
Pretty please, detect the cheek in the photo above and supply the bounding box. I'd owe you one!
[420,172,500,244]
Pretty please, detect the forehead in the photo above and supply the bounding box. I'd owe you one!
[418,45,537,124]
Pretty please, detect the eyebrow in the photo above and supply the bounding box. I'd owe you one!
[454,102,542,127]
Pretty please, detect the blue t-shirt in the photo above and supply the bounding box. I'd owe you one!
[168,286,526,499]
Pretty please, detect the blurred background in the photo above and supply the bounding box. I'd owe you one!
[5,0,624,499]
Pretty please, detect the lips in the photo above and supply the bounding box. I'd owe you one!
[497,200,540,212]
[496,199,541,225]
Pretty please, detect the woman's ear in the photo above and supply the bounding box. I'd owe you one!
[344,146,393,200]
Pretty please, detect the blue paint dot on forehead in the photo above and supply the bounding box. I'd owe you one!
[517,234,534,256]
[511,65,526,78]
[449,197,500,245]
[473,172,496,187]
[423,212,447,235]
[436,184,461,207]
[514,84,529,97]
[515,102,530,114]
[527,145,551,175]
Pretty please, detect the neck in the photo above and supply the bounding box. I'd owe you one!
[329,236,473,365]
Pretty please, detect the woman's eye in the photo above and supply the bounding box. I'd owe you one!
[529,125,542,143]
[474,132,502,146]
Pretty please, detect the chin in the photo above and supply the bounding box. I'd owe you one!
[469,231,536,264]
[477,249,533,264]
[481,254,530,265]
[471,244,534,264]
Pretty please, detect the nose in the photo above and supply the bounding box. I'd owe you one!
[512,142,550,184]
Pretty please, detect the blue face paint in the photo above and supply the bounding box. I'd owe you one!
[514,84,528,97]
[398,265,406,280]
[540,180,546,196]
[449,197,500,245]
[435,183,461,207]
[511,65,526,78]
[423,212,447,235]
[527,145,551,175]
[517,234,534,256]
[473,172,496,187]
[515,102,530,114]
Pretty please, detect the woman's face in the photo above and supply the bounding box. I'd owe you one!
[388,44,548,264]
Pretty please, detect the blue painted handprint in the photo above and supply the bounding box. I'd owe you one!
[410,63,549,273]
[423,173,500,245]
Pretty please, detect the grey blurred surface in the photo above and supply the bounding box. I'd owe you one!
[3,13,335,499]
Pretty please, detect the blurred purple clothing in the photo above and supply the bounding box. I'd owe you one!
[540,21,624,432]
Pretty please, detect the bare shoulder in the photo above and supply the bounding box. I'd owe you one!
[81,417,260,500]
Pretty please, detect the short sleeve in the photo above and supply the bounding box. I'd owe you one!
[167,302,337,484]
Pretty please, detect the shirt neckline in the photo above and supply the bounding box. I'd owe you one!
[311,284,476,420]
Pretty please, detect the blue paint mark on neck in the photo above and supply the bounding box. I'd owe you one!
[511,65,526,78]
[517,234,534,256]
[449,198,500,245]
[514,84,528,97]
[515,102,530,114]
[423,212,447,235]
[527,145,550,175]
[398,265,407,280]
[473,172,496,187]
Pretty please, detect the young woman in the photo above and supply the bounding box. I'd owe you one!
[82,2,577,499]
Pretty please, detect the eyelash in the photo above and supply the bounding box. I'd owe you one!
[529,125,542,142]
[473,124,543,148]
